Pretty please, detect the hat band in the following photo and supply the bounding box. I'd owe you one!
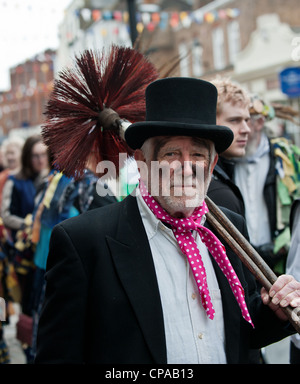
[146,116,216,125]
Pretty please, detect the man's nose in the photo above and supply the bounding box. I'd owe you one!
[182,159,194,177]
[241,120,251,133]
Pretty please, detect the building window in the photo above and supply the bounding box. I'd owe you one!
[178,42,190,77]
[227,20,241,64]
[212,27,225,70]
[192,40,203,77]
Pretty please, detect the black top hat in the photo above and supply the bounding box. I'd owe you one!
[125,77,233,153]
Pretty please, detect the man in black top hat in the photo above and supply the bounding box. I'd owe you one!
[35,78,300,364]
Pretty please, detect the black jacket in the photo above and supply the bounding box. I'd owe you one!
[208,157,245,217]
[35,195,293,364]
[262,142,277,241]
[290,198,300,233]
[208,147,277,240]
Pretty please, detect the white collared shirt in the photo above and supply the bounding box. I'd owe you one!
[234,142,271,247]
[136,191,227,364]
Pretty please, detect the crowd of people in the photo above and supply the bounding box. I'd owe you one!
[206,77,300,363]
[0,74,300,365]
[0,133,118,363]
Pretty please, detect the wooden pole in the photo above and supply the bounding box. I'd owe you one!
[205,195,300,334]
[127,0,138,46]
[205,196,278,285]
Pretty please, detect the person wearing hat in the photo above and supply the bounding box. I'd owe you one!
[35,77,300,364]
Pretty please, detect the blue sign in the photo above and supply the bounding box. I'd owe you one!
[279,67,300,98]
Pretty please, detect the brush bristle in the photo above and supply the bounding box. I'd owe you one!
[42,45,159,179]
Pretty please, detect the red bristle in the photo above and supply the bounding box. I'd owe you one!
[42,45,159,179]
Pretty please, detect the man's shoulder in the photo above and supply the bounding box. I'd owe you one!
[208,176,230,193]
[219,205,243,223]
[58,199,123,233]
[214,205,246,235]
[58,194,138,232]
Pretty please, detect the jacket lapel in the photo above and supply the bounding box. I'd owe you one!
[106,197,246,363]
[106,195,167,364]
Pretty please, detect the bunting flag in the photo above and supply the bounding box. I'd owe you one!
[0,1,240,43]
[75,7,241,33]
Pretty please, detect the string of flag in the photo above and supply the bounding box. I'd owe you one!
[77,8,241,32]
[0,1,240,31]
[0,1,240,43]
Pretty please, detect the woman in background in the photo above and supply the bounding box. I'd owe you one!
[0,136,24,206]
[1,134,49,316]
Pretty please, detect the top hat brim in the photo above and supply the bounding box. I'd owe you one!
[125,121,233,154]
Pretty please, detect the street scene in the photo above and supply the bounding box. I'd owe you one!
[0,0,300,365]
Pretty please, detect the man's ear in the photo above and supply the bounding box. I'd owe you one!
[210,154,218,174]
[134,149,148,182]
[134,149,145,162]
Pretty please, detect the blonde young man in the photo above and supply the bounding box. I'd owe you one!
[36,78,300,364]
[207,77,251,217]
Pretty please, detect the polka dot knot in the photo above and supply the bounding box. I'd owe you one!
[139,181,254,327]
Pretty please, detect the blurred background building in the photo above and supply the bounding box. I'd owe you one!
[0,0,299,144]
[0,50,55,138]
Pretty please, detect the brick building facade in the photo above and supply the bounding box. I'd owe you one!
[0,50,55,136]
[1,0,299,136]
[136,0,300,80]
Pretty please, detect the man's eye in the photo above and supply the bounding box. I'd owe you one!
[193,153,205,158]
[229,118,241,124]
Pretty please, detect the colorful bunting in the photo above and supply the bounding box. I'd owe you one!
[0,1,241,45]
[74,7,241,33]
[0,1,240,28]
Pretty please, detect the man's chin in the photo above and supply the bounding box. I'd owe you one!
[171,186,198,196]
[161,194,204,212]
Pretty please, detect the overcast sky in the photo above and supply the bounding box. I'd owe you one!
[0,0,73,91]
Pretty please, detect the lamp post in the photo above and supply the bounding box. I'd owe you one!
[127,0,138,46]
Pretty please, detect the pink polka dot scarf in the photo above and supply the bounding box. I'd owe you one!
[139,181,254,327]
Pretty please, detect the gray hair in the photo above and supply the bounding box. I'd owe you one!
[140,136,217,169]
[1,136,24,154]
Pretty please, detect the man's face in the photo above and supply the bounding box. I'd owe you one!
[217,101,251,159]
[135,136,218,217]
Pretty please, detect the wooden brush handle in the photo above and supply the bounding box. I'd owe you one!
[205,196,300,334]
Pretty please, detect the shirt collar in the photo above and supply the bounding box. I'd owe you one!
[136,188,173,240]
[136,187,207,240]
